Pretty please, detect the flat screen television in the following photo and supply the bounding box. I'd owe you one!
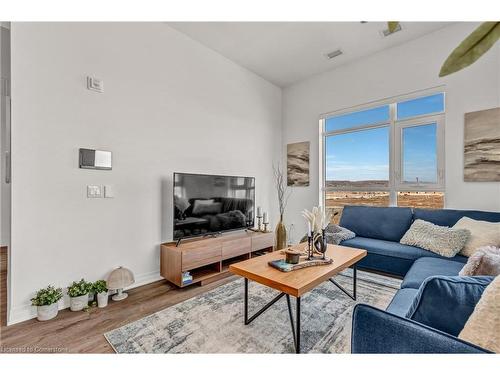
[173,173,255,240]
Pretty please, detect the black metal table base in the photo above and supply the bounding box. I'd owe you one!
[329,264,357,300]
[243,265,357,354]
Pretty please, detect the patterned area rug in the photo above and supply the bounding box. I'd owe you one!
[105,270,400,353]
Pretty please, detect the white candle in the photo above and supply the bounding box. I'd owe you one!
[307,221,312,236]
[257,206,262,217]
[263,212,268,223]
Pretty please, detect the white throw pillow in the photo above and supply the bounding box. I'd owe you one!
[459,276,500,353]
[400,219,470,257]
[452,217,500,257]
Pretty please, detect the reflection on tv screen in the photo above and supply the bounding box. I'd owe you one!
[173,173,255,240]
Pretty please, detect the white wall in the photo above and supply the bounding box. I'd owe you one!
[1,25,11,247]
[282,22,500,237]
[9,23,282,324]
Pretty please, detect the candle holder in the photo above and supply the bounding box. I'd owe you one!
[256,215,263,232]
[307,231,314,260]
[319,228,328,260]
[263,221,269,232]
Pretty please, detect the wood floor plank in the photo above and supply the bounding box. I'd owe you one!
[0,275,238,353]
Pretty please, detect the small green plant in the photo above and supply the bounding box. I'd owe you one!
[31,285,63,306]
[67,279,92,298]
[92,280,108,294]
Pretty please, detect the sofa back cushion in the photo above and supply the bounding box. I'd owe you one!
[406,275,493,336]
[413,208,500,227]
[339,205,413,242]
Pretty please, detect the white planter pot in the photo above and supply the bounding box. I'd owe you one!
[36,302,59,321]
[70,294,89,311]
[97,292,108,308]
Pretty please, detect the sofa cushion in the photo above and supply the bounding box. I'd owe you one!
[400,219,470,258]
[341,236,468,262]
[402,257,465,289]
[339,205,413,242]
[386,288,419,316]
[459,246,500,277]
[459,276,500,353]
[453,217,500,257]
[354,252,415,276]
[413,208,500,227]
[406,275,493,336]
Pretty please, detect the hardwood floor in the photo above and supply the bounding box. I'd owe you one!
[0,246,7,327]
[0,274,237,353]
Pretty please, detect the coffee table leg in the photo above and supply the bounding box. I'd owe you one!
[244,278,300,353]
[244,278,249,324]
[296,296,301,354]
[353,264,357,300]
[329,264,357,301]
[244,277,285,325]
[286,295,296,349]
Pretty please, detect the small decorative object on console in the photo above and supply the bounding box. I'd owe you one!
[274,165,291,250]
[252,206,271,232]
[182,271,193,285]
[108,266,135,301]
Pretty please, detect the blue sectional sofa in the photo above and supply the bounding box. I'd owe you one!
[337,205,500,353]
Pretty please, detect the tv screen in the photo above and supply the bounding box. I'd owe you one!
[173,173,255,240]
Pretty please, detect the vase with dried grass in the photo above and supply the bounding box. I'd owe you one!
[274,165,291,250]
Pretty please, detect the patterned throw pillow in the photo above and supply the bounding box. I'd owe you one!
[400,219,470,257]
[452,217,500,257]
[459,276,500,353]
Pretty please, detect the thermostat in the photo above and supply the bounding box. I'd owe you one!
[87,76,104,93]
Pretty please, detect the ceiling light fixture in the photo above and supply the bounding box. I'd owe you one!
[324,49,343,60]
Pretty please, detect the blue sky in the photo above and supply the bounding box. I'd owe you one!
[325,94,442,182]
[326,126,390,181]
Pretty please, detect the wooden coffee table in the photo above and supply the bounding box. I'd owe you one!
[229,243,366,353]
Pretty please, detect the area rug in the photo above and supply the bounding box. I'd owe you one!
[104,270,401,353]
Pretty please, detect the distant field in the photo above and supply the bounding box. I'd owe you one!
[325,190,444,224]
[326,180,388,189]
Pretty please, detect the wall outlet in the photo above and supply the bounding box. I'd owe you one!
[87,185,102,198]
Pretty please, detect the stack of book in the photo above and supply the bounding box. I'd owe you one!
[182,271,193,285]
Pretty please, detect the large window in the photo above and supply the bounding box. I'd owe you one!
[321,91,445,223]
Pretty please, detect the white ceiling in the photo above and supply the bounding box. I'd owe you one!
[168,22,453,87]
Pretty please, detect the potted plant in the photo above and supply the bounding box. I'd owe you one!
[31,285,63,321]
[93,280,109,308]
[67,279,92,311]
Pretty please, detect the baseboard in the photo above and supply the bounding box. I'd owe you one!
[7,269,162,326]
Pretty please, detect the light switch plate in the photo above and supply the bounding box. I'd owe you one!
[104,185,114,198]
[87,185,102,198]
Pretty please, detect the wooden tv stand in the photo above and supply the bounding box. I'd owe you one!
[160,231,274,287]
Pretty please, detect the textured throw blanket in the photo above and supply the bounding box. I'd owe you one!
[300,224,355,245]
